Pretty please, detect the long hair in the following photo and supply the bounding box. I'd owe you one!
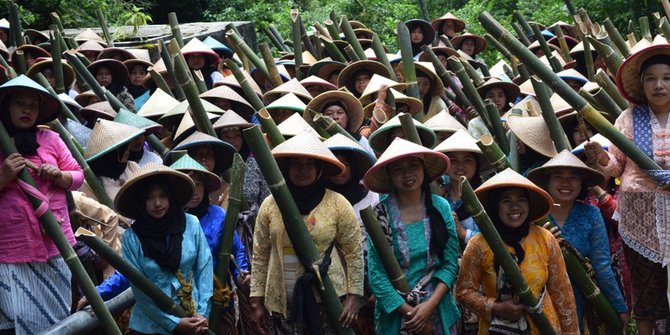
[422,173,449,261]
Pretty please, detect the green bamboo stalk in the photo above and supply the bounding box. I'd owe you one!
[531,24,563,73]
[76,52,91,67]
[479,11,664,174]
[372,34,396,81]
[313,37,323,62]
[417,0,430,21]
[191,70,208,94]
[174,55,216,137]
[562,0,576,16]
[33,73,78,123]
[586,36,623,74]
[313,21,331,39]
[663,0,670,21]
[9,3,22,47]
[269,24,291,52]
[146,134,169,158]
[461,58,485,87]
[360,206,410,292]
[0,122,120,334]
[578,88,602,110]
[448,57,489,126]
[399,112,422,145]
[512,22,531,46]
[397,22,420,99]
[512,12,533,38]
[104,89,129,113]
[419,44,465,103]
[340,15,367,61]
[76,229,215,335]
[577,30,595,81]
[553,26,573,62]
[167,12,184,48]
[259,43,284,89]
[508,132,520,172]
[50,31,66,94]
[264,27,286,51]
[227,30,270,81]
[224,59,265,111]
[242,125,353,335]
[476,133,512,172]
[312,112,357,142]
[532,78,571,152]
[209,154,245,333]
[50,12,65,35]
[594,69,629,110]
[149,69,174,98]
[516,62,531,83]
[319,36,348,63]
[290,8,304,80]
[341,45,358,62]
[484,34,513,61]
[309,114,333,139]
[298,15,317,58]
[640,16,652,41]
[439,35,454,48]
[159,40,186,101]
[95,9,114,47]
[628,20,638,42]
[661,17,670,41]
[325,19,341,42]
[592,88,622,119]
[0,53,15,79]
[329,10,339,31]
[14,50,27,75]
[603,18,631,57]
[459,176,556,335]
[484,101,510,155]
[255,108,285,148]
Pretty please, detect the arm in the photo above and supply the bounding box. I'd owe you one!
[455,238,495,320]
[432,196,459,289]
[97,270,130,301]
[598,111,630,179]
[544,231,579,334]
[53,133,84,190]
[334,196,364,296]
[191,215,214,317]
[250,198,272,298]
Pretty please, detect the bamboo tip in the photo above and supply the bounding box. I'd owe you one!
[74,227,96,237]
[372,108,387,124]
[257,108,270,119]
[479,133,494,146]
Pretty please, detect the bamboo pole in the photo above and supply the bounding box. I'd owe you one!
[360,206,409,292]
[264,27,286,52]
[174,55,216,137]
[586,36,623,74]
[343,46,360,62]
[512,22,531,46]
[49,31,65,94]
[531,24,563,72]
[439,35,454,49]
[516,62,531,83]
[158,40,186,101]
[0,53,15,79]
[313,21,331,39]
[269,24,291,52]
[592,88,622,119]
[628,20,638,42]
[578,30,595,81]
[319,36,348,63]
[146,134,169,158]
[227,30,270,81]
[14,50,27,75]
[512,11,533,38]
[461,58,485,87]
[663,0,670,21]
[661,17,670,41]
[459,176,556,334]
[553,26,573,62]
[532,78,572,152]
[509,132,520,172]
[372,35,396,81]
[290,8,304,80]
[0,123,121,334]
[484,34,513,61]
[298,15,317,58]
[312,112,358,142]
[95,9,114,47]
[259,43,283,88]
[33,73,78,123]
[484,101,510,155]
[399,113,422,145]
[640,16,652,41]
[64,51,106,100]
[420,45,473,109]
[76,229,215,335]
[325,19,341,42]
[594,69,629,110]
[397,22,420,100]
[168,12,184,48]
[209,154,245,333]
[225,59,265,111]
[340,15,367,60]
[448,57,489,127]
[9,3,22,47]
[603,18,631,57]
[149,69,174,98]
[255,108,284,148]
[243,125,353,335]
[192,70,208,94]
[309,114,333,139]
[578,88,601,110]
[476,133,512,172]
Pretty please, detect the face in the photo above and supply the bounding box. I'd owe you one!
[354,73,371,94]
[442,21,456,37]
[446,152,477,181]
[642,63,670,108]
[288,157,319,187]
[397,103,410,115]
[187,54,206,70]
[25,52,37,68]
[417,76,432,98]
[144,184,170,219]
[219,127,243,151]
[497,188,530,228]
[388,157,424,193]
[327,71,339,86]
[461,38,476,56]
[270,108,294,124]
[329,154,352,185]
[437,55,448,69]
[410,27,424,44]
[305,84,325,97]
[186,173,206,209]
[8,91,40,129]
[128,134,146,152]
[130,65,147,86]
[323,104,348,129]
[571,124,593,146]
[82,51,98,63]
[189,144,216,172]
[42,68,56,89]
[0,29,7,43]
[547,168,582,204]
[485,87,507,112]
[96,66,113,87]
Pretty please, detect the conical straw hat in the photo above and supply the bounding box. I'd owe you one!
[87,58,129,85]
[527,149,604,188]
[475,168,553,222]
[138,88,181,120]
[266,92,306,113]
[58,93,82,112]
[216,70,263,98]
[26,59,76,89]
[431,12,465,34]
[300,75,338,92]
[337,60,391,94]
[263,78,313,104]
[172,111,219,145]
[399,61,444,96]
[528,40,561,54]
[97,47,136,61]
[550,93,573,116]
[433,129,482,155]
[181,37,220,67]
[76,40,105,54]
[79,101,117,124]
[364,137,450,193]
[417,46,459,63]
[0,18,8,30]
[169,153,222,192]
[501,96,541,120]
[0,75,61,124]
[159,99,224,127]
[212,110,254,132]
[62,118,92,148]
[74,90,99,107]
[114,163,194,220]
[616,36,670,104]
[423,110,467,134]
[166,131,236,174]
[200,84,253,107]
[85,119,144,162]
[203,36,234,59]
[307,59,346,81]
[277,112,321,138]
[476,77,520,103]
[451,33,486,55]
[359,74,408,106]
[507,115,558,158]
[404,19,435,46]
[304,90,363,133]
[114,108,162,134]
[368,112,437,155]
[324,133,376,178]
[557,68,588,85]
[271,130,345,178]
[75,28,107,46]
[390,89,424,117]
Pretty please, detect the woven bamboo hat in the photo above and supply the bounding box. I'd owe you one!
[75,29,107,47]
[304,90,364,133]
[24,29,49,45]
[364,137,450,193]
[158,99,224,127]
[216,69,263,98]
[417,46,459,64]
[337,60,391,94]
[114,163,194,220]
[169,153,222,192]
[58,93,83,113]
[74,90,99,107]
[359,74,408,106]
[212,110,253,132]
[181,37,221,67]
[433,129,482,155]
[451,33,486,55]
[165,131,236,174]
[141,58,168,89]
[199,84,255,121]
[62,118,92,148]
[171,112,219,145]
[114,108,162,134]
[123,57,152,73]
[507,115,558,158]
[528,40,561,55]
[137,88,181,121]
[616,36,670,104]
[423,110,467,135]
[271,130,345,178]
[400,61,444,96]
[571,133,611,158]
[477,77,520,103]
[266,92,306,114]
[80,101,117,124]
[557,68,588,85]
[307,59,346,82]
[501,96,542,120]
[0,75,61,124]
[97,47,136,61]
[277,112,321,139]
[300,75,338,92]
[203,36,234,59]
[263,78,313,104]
[324,133,376,179]
[404,19,436,46]
[26,58,75,89]
[76,40,105,56]
[527,149,604,187]
[87,58,129,85]
[85,119,144,162]
[363,88,423,118]
[10,44,50,64]
[475,168,553,222]
[431,12,465,34]
[368,112,437,155]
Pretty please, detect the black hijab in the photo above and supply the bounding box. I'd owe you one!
[89,144,129,180]
[132,176,186,273]
[0,94,39,156]
[325,152,368,205]
[488,187,531,264]
[283,158,326,215]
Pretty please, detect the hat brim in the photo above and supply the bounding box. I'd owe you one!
[616,44,670,104]
[87,59,129,86]
[0,76,61,125]
[527,164,604,188]
[168,138,237,175]
[369,123,437,155]
[304,91,364,133]
[405,19,436,46]
[337,61,391,96]
[363,151,450,194]
[475,173,553,223]
[451,34,486,55]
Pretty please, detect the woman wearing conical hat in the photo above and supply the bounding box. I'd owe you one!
[124,57,152,111]
[182,38,223,90]
[87,58,136,112]
[0,76,83,334]
[400,61,448,121]
[431,12,465,40]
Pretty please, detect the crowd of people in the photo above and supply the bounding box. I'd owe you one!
[0,7,668,335]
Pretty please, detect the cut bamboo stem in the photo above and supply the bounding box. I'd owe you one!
[269,24,291,52]
[225,59,265,111]
[149,69,174,98]
[603,18,631,57]
[9,3,22,47]
[512,22,531,46]
[290,8,303,80]
[420,45,472,109]
[594,69,629,110]
[553,26,573,61]
[532,78,571,152]
[95,9,114,47]
[159,40,186,101]
[340,15,367,60]
[168,12,184,48]
[259,43,284,89]
[255,108,285,148]
[174,56,216,137]
[448,57,489,127]
[399,112,422,145]
[397,22,420,99]
[640,16,652,41]
[14,50,27,75]
[484,101,510,155]
[477,133,512,172]
[372,34,396,81]
[343,46,360,62]
[227,30,269,81]
[33,73,78,122]
[586,36,622,74]
[312,112,357,142]
[592,88,622,119]
[325,19,341,42]
[320,35,348,63]
[531,24,563,72]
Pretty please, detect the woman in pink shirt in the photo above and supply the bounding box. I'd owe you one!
[0,76,84,335]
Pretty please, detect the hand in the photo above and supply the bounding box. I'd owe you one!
[453,212,467,242]
[492,300,525,321]
[619,312,630,328]
[38,163,62,180]
[584,141,609,166]
[174,316,208,335]
[1,153,25,183]
[404,301,436,334]
[250,297,269,335]
[76,296,89,311]
[339,294,361,328]
[464,106,478,119]
[542,222,563,242]
[235,271,251,290]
